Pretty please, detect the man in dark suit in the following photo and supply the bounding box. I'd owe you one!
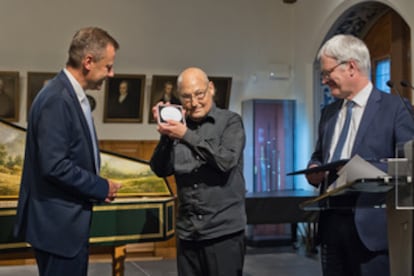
[13,27,122,276]
[306,34,414,276]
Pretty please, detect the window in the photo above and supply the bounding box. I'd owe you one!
[375,58,391,93]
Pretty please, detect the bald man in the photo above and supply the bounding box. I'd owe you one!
[150,67,246,276]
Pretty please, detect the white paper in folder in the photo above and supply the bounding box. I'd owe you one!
[327,154,387,192]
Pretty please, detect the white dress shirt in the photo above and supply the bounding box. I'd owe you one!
[328,82,373,162]
[63,68,99,173]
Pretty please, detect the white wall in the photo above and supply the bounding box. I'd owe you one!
[2,0,414,189]
[0,0,294,140]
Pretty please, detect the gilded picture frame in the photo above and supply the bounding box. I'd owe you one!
[104,74,146,123]
[0,71,20,122]
[148,75,179,124]
[209,76,232,109]
[27,72,57,119]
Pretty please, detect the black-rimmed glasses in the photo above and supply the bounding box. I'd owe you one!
[320,61,348,80]
[179,85,209,103]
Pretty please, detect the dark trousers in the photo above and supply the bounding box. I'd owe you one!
[34,245,89,276]
[319,211,390,276]
[177,230,245,276]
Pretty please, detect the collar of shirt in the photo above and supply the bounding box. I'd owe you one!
[329,82,373,162]
[63,68,87,105]
[348,82,373,108]
[186,103,217,125]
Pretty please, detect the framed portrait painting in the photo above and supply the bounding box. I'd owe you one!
[209,76,232,109]
[0,71,20,122]
[148,75,179,123]
[104,74,146,123]
[27,72,57,118]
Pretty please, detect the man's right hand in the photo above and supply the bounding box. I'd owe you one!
[105,179,122,203]
[305,164,325,187]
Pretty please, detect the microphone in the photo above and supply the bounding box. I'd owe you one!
[387,80,414,120]
[401,80,414,89]
[386,80,394,89]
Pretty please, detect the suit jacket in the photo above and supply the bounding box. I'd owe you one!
[309,88,414,251]
[13,70,109,258]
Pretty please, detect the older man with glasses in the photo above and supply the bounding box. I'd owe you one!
[150,67,246,276]
[306,34,414,276]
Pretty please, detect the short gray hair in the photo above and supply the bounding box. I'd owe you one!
[317,34,371,76]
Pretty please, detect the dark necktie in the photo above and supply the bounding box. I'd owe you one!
[331,101,355,161]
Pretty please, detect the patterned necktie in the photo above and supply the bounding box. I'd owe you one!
[81,96,100,174]
[331,100,355,161]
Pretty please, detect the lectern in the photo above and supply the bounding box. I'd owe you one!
[299,150,414,276]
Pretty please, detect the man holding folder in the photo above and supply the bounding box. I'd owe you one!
[306,34,414,276]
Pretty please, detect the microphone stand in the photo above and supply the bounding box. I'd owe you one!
[401,80,414,90]
[386,80,414,120]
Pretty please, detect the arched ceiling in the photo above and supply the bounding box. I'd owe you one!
[327,1,391,39]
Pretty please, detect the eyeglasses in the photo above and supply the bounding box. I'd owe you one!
[179,86,209,103]
[320,61,348,80]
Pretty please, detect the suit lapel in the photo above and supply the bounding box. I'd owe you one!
[57,71,90,136]
[352,88,381,155]
[57,71,98,171]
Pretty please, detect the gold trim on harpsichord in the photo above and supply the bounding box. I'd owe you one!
[166,200,175,236]
[0,199,175,250]
[0,242,30,250]
[0,209,16,216]
[90,202,166,243]
[0,208,47,250]
[93,203,164,212]
[89,232,164,244]
[0,200,17,208]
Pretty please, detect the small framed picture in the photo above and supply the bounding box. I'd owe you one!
[103,74,146,123]
[27,72,57,118]
[148,75,179,123]
[0,71,20,122]
[209,76,232,109]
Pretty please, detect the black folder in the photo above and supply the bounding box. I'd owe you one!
[286,159,349,176]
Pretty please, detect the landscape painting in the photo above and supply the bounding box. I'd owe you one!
[0,120,25,198]
[0,119,170,199]
[100,151,171,196]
